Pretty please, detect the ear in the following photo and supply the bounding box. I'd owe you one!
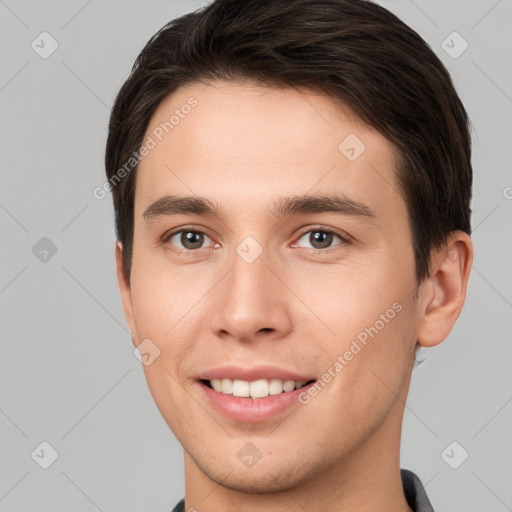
[115,241,137,346]
[417,230,473,348]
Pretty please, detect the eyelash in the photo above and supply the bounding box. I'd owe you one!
[163,225,350,253]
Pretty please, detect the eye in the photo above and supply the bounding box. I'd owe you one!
[292,227,348,251]
[164,226,348,253]
[166,229,215,251]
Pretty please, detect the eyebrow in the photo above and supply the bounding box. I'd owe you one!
[142,193,376,222]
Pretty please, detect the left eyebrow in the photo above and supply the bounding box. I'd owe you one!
[142,193,376,223]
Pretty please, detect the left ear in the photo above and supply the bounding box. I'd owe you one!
[417,230,473,348]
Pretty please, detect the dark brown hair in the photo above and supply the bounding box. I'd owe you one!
[105,0,472,284]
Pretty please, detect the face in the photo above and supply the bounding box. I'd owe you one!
[119,81,425,492]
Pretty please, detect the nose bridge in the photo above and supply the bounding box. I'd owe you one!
[227,239,272,319]
[209,236,290,341]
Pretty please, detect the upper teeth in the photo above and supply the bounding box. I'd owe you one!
[209,378,309,399]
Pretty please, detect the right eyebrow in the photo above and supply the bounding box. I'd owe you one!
[142,195,225,222]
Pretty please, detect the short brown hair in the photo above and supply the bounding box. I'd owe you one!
[105,0,473,284]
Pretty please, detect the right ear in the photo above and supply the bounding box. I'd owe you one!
[115,241,137,346]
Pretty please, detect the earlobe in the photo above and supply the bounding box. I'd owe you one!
[115,241,138,346]
[417,231,473,348]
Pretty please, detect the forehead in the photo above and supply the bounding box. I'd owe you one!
[135,80,405,222]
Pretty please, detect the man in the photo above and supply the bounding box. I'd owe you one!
[104,1,473,510]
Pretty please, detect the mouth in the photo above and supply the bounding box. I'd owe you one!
[196,378,318,423]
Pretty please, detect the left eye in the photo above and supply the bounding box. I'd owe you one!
[293,229,346,250]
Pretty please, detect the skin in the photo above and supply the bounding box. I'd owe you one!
[115,80,473,512]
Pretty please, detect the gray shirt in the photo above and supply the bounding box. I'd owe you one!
[170,468,435,511]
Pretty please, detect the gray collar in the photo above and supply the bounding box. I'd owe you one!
[401,468,436,512]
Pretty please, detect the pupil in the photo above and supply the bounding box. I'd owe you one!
[183,231,203,249]
[311,231,331,249]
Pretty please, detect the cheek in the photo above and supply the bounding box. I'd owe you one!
[130,262,204,335]
[295,259,409,333]
[305,265,417,399]
[129,268,206,395]
[312,304,416,452]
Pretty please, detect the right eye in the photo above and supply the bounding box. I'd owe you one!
[165,228,216,251]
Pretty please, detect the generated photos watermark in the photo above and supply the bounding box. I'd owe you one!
[93,97,198,200]
[298,301,403,404]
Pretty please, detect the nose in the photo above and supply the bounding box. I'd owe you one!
[208,242,293,344]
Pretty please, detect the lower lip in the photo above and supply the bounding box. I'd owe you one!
[196,380,316,423]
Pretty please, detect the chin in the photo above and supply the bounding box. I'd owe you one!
[189,447,318,494]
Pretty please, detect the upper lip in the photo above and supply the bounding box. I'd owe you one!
[196,365,316,382]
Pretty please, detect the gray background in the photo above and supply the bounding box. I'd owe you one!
[1,0,511,511]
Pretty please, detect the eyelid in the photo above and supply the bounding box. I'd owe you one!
[296,225,351,240]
